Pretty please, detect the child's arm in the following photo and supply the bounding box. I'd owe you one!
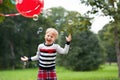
[21,53,39,62]
[21,45,41,61]
[56,34,72,54]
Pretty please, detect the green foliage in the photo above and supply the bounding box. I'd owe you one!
[81,0,120,17]
[98,24,117,63]
[0,0,15,12]
[49,7,91,34]
[47,7,104,71]
[0,14,53,69]
[80,0,120,77]
[57,30,105,71]
[0,0,16,22]
[62,11,91,34]
[0,6,103,72]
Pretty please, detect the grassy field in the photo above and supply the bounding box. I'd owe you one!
[0,63,119,80]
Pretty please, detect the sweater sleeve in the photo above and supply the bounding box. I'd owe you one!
[31,52,39,61]
[30,44,41,61]
[56,43,70,54]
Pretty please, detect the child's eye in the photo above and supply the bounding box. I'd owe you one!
[47,35,50,37]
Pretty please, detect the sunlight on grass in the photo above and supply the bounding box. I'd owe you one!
[0,63,119,80]
[57,63,118,80]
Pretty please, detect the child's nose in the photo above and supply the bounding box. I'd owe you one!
[48,36,51,39]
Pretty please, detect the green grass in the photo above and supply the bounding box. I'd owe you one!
[0,63,119,80]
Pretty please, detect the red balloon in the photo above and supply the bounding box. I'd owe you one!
[0,0,3,4]
[16,0,44,18]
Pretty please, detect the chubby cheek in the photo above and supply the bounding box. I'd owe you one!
[45,36,48,42]
[45,36,51,42]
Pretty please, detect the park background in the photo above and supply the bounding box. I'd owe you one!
[0,0,120,80]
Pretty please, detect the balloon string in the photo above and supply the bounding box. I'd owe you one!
[0,13,21,17]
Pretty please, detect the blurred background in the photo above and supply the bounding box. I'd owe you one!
[0,0,120,80]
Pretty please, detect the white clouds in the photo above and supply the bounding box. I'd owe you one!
[44,0,89,14]
[44,0,110,33]
[44,0,80,7]
[90,16,110,33]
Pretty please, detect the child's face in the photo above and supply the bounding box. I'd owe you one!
[45,32,56,45]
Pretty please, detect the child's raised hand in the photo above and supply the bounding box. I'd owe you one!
[66,34,72,42]
[21,56,28,62]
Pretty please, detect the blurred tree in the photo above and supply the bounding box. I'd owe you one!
[0,5,105,72]
[0,13,53,69]
[49,7,91,34]
[0,0,16,22]
[98,24,116,65]
[47,7,105,71]
[80,0,120,77]
[57,30,105,71]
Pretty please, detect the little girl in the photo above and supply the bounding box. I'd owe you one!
[21,28,72,80]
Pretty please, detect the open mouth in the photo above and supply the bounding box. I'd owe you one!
[47,39,51,42]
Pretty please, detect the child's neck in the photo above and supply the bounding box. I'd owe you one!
[44,42,53,46]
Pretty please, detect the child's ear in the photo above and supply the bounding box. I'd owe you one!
[55,36,58,40]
